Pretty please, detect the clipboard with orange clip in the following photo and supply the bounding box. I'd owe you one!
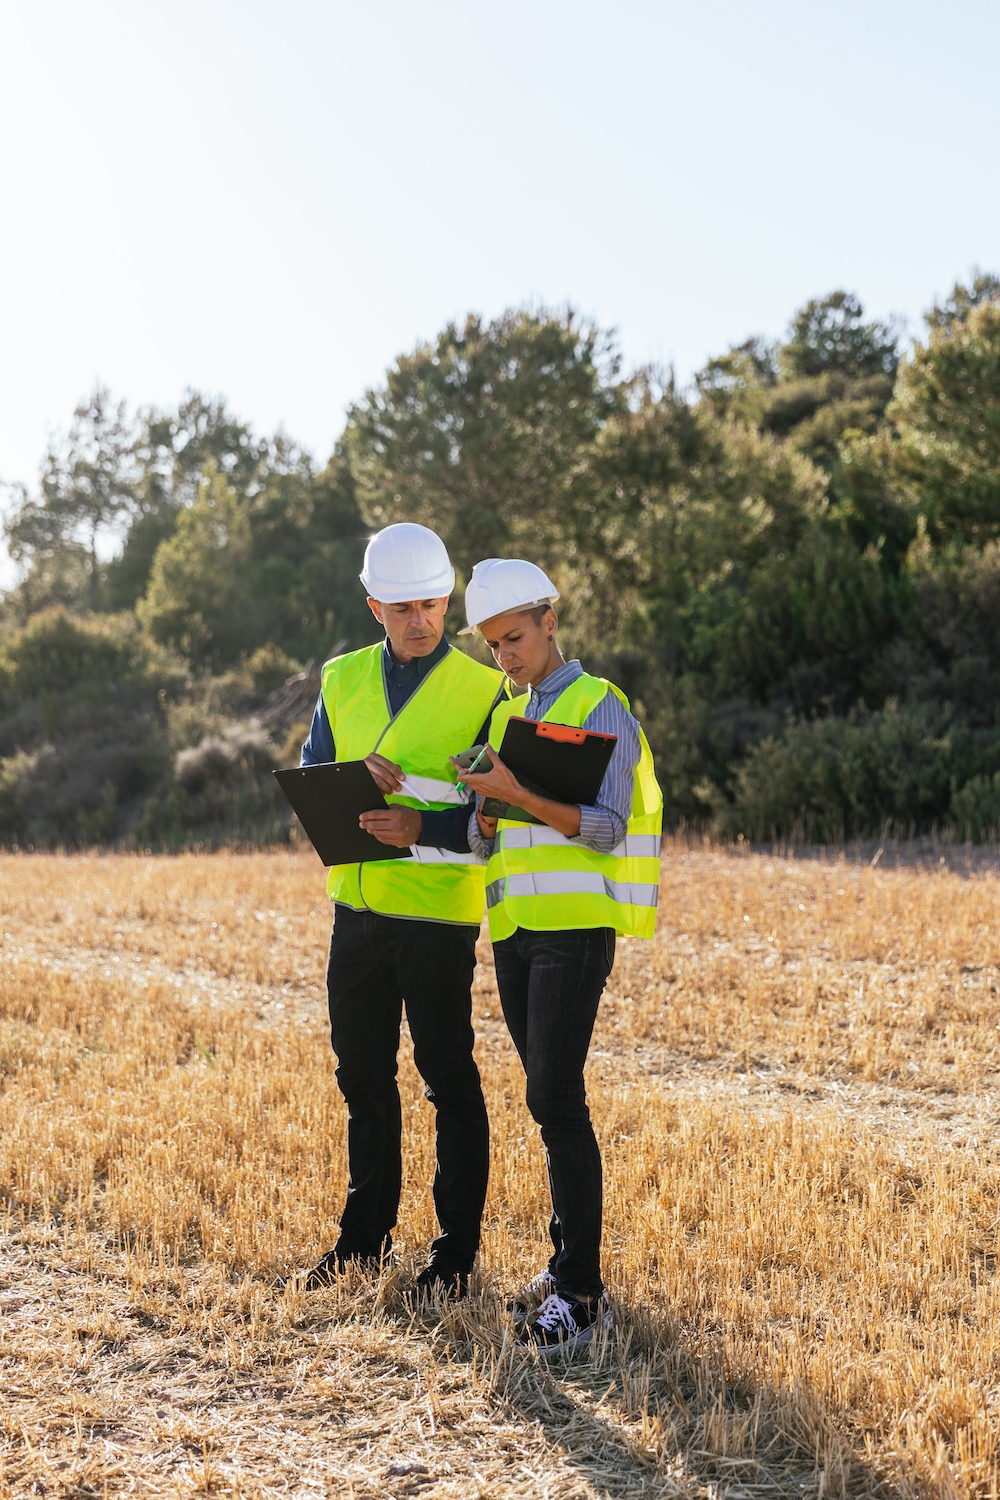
[480,715,617,824]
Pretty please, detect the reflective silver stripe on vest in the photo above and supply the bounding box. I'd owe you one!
[491,871,658,906]
[500,826,573,849]
[402,774,470,807]
[609,834,661,859]
[406,845,482,866]
[499,827,660,859]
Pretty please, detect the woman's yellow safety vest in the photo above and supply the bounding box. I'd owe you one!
[321,643,504,924]
[484,673,662,942]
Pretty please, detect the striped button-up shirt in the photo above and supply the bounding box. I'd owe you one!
[468,659,640,860]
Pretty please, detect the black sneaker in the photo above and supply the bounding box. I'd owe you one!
[510,1269,555,1326]
[407,1265,469,1305]
[520,1291,612,1356]
[300,1248,382,1290]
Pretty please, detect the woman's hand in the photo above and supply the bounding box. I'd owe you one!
[453,747,582,839]
[451,746,525,805]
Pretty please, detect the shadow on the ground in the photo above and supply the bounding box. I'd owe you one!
[437,1296,894,1500]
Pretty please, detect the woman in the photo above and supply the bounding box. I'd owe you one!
[455,558,662,1354]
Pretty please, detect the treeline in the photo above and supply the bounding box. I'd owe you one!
[2,273,1000,847]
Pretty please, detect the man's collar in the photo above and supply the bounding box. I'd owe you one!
[382,634,451,674]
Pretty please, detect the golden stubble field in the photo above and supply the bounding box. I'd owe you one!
[2,844,1000,1499]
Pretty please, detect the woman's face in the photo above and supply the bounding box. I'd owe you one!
[481,607,557,688]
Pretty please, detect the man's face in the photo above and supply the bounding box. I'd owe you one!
[368,597,449,661]
[481,607,556,688]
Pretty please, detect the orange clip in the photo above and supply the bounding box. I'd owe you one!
[535,722,587,743]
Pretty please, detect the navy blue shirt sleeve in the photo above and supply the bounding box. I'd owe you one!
[300,693,336,766]
[416,807,473,853]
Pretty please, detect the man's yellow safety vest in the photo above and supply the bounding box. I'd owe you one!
[484,673,663,942]
[320,642,504,924]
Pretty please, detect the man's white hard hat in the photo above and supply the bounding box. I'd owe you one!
[460,557,560,635]
[360,522,456,603]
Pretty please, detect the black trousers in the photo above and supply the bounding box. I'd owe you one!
[326,903,489,1275]
[493,925,615,1299]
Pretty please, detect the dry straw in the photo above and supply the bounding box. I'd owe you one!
[1,843,999,1497]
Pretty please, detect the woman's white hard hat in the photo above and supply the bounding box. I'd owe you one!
[360,522,456,603]
[460,558,560,634]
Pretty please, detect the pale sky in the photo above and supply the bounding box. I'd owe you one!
[1,0,998,586]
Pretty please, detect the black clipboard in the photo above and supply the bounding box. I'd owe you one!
[482,716,617,824]
[274,762,411,866]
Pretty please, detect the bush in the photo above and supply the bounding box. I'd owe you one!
[949,774,1000,841]
[174,722,276,792]
[711,705,961,842]
[135,721,287,850]
[0,611,182,847]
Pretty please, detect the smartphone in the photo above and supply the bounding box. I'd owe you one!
[453,745,490,775]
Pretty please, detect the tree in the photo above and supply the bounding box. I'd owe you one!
[138,464,254,665]
[695,293,902,469]
[695,336,779,426]
[136,454,377,668]
[4,386,138,612]
[103,391,276,611]
[926,269,1000,332]
[890,279,1000,541]
[780,291,899,381]
[343,307,625,586]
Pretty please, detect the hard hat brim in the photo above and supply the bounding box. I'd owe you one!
[459,595,559,634]
[359,566,456,603]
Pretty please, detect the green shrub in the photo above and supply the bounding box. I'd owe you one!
[0,610,182,847]
[134,721,288,851]
[949,774,1000,841]
[711,705,960,842]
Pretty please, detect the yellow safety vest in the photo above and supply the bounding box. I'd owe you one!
[484,673,662,941]
[321,643,504,924]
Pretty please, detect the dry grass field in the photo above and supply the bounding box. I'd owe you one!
[2,843,1000,1499]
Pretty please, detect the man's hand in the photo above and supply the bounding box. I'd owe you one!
[364,753,405,795]
[359,807,422,847]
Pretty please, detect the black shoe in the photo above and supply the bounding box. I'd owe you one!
[408,1265,469,1305]
[519,1291,612,1356]
[509,1269,556,1326]
[300,1248,381,1290]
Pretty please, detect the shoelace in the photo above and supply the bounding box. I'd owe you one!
[533,1293,581,1332]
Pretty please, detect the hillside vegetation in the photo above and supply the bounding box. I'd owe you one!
[3,275,1000,846]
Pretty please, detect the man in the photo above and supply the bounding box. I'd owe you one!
[456,557,662,1352]
[299,522,506,1297]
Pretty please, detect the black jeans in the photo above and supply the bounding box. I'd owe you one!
[493,925,615,1299]
[326,904,489,1275]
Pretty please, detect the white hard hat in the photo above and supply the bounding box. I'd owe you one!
[460,557,560,634]
[360,522,456,603]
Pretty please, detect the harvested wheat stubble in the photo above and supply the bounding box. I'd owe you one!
[1,845,999,1498]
